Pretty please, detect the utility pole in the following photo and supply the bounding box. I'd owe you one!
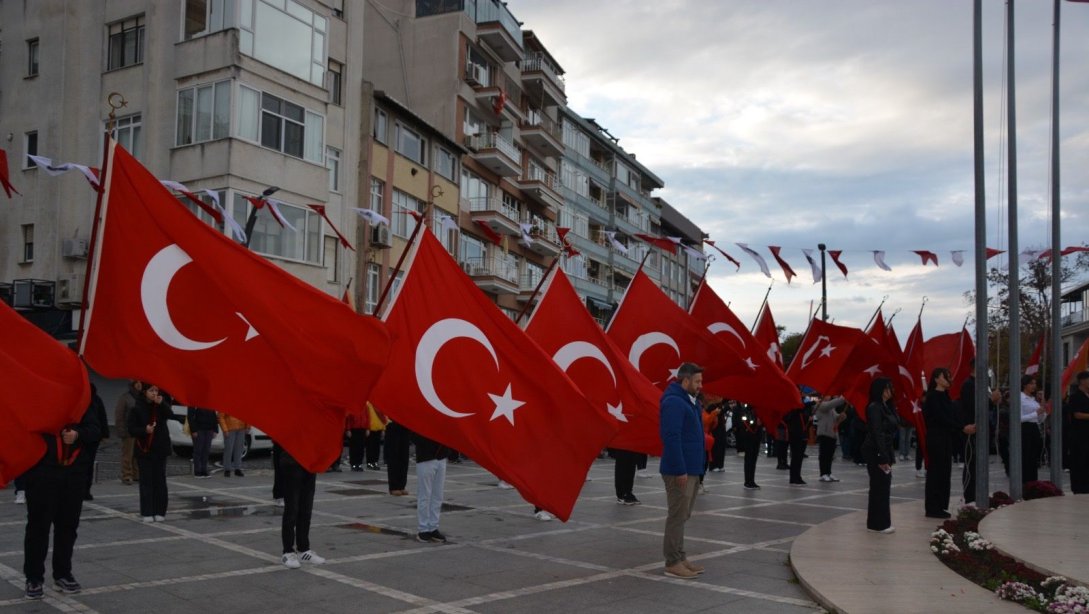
[818,243,828,321]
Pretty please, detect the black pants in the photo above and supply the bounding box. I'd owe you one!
[135,455,168,517]
[789,440,806,482]
[866,461,892,531]
[962,434,977,503]
[709,433,727,470]
[817,435,837,477]
[82,441,100,497]
[774,439,789,468]
[347,429,366,467]
[1069,433,1089,494]
[384,422,411,492]
[280,455,316,554]
[924,438,951,515]
[366,431,383,465]
[612,449,641,498]
[1022,422,1042,483]
[24,467,85,583]
[272,444,283,500]
[738,433,760,485]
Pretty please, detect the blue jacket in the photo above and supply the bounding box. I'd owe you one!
[659,382,705,476]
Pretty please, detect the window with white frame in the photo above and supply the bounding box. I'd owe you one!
[327,59,342,105]
[178,188,226,229]
[27,39,39,77]
[391,189,423,238]
[561,121,590,158]
[431,213,458,256]
[459,168,488,204]
[108,15,144,70]
[369,178,385,213]
[434,145,456,181]
[323,235,338,283]
[236,88,324,163]
[21,224,34,262]
[364,262,381,314]
[176,80,230,146]
[238,0,327,86]
[460,233,486,266]
[394,123,426,165]
[373,108,388,143]
[326,146,341,192]
[231,192,322,264]
[110,114,143,159]
[184,0,228,40]
[24,132,38,169]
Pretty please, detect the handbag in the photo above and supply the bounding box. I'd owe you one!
[182,417,191,436]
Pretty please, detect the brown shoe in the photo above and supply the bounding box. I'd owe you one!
[682,560,705,575]
[664,563,698,579]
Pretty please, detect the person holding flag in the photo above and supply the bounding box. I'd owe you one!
[127,384,172,522]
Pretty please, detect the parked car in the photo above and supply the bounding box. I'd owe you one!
[166,405,273,458]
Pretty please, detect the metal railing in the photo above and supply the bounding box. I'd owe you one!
[523,166,560,191]
[521,112,563,142]
[465,195,520,222]
[467,131,519,163]
[523,54,566,91]
[465,254,519,284]
[468,0,523,47]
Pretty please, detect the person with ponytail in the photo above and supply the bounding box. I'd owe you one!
[923,368,976,519]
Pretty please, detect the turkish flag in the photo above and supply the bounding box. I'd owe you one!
[525,267,661,455]
[633,233,679,254]
[902,318,929,459]
[688,280,800,426]
[923,327,974,401]
[824,313,900,419]
[1062,337,1089,394]
[0,148,19,198]
[79,141,391,473]
[1025,335,1045,376]
[786,318,891,404]
[0,301,90,486]
[369,228,617,521]
[753,302,785,370]
[607,270,753,399]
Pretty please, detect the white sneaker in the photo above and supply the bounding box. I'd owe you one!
[819,475,831,482]
[153,515,165,522]
[636,469,653,479]
[298,550,325,564]
[497,480,514,490]
[14,491,26,504]
[867,526,896,534]
[274,498,285,507]
[916,469,927,478]
[827,475,840,482]
[142,516,155,523]
[697,483,707,494]
[281,552,300,569]
[534,510,553,521]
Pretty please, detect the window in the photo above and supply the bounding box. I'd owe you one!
[239,0,328,86]
[245,91,324,162]
[373,108,388,143]
[108,16,145,70]
[394,123,425,165]
[231,192,322,263]
[24,132,38,168]
[434,146,456,181]
[184,0,227,40]
[27,39,39,77]
[460,234,486,266]
[562,121,590,158]
[364,262,381,314]
[326,147,341,192]
[21,225,34,262]
[431,213,458,255]
[459,168,488,203]
[391,190,423,238]
[110,114,143,159]
[327,60,343,105]
[176,80,230,146]
[179,188,226,229]
[369,178,385,213]
[323,236,338,283]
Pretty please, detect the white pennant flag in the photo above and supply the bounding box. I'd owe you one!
[801,248,823,284]
[264,199,298,231]
[519,222,535,247]
[951,250,965,267]
[605,230,628,254]
[28,154,100,188]
[736,243,771,278]
[873,251,892,271]
[352,207,391,227]
[438,213,458,235]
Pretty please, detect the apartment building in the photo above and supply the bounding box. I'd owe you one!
[657,197,708,309]
[0,0,359,335]
[1061,280,1089,367]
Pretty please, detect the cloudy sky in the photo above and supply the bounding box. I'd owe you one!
[510,0,1089,339]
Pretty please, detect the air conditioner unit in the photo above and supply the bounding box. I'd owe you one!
[465,62,488,86]
[62,237,90,259]
[371,223,392,248]
[56,273,85,305]
[460,261,474,274]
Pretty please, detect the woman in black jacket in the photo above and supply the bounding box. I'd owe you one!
[861,377,897,533]
[923,368,976,519]
[127,384,172,522]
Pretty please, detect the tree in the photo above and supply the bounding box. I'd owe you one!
[781,331,805,368]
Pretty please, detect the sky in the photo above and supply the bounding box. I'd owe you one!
[509,0,1089,339]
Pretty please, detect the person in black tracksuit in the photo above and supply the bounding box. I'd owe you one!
[785,403,812,485]
[127,384,172,521]
[923,368,976,519]
[734,403,764,489]
[187,407,219,478]
[610,448,645,505]
[384,420,411,495]
[861,377,897,532]
[23,393,102,599]
[81,384,109,500]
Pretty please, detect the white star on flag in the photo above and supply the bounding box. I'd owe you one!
[864,364,880,376]
[488,384,526,425]
[820,345,836,358]
[744,357,758,370]
[606,402,628,423]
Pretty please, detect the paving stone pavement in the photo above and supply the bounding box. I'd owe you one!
[0,448,943,613]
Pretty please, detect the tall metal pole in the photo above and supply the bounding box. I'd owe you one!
[1006,0,1023,500]
[1049,0,1064,487]
[818,243,828,321]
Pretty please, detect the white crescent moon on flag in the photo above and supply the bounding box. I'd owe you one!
[629,332,680,371]
[141,244,227,351]
[707,321,746,348]
[553,341,617,385]
[415,318,498,419]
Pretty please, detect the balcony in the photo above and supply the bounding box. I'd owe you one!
[522,219,562,258]
[520,113,564,159]
[521,53,566,107]
[517,270,545,302]
[473,0,523,62]
[463,255,519,295]
[516,167,563,212]
[465,195,522,236]
[464,132,521,177]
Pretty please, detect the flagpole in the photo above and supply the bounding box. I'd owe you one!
[864,296,888,332]
[887,308,902,327]
[1005,0,1023,500]
[751,281,773,334]
[513,255,561,325]
[685,257,715,314]
[373,206,428,317]
[818,243,828,321]
[1048,0,1064,488]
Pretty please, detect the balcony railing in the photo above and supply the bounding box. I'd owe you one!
[465,195,520,222]
[524,165,560,190]
[521,112,563,142]
[468,0,523,47]
[466,254,519,284]
[467,131,519,162]
[524,217,560,244]
[523,54,566,91]
[520,271,544,292]
[1062,309,1087,327]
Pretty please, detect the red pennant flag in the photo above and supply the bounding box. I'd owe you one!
[703,239,741,270]
[633,233,679,254]
[923,327,974,401]
[0,149,20,198]
[768,246,797,284]
[1025,335,1045,376]
[1062,337,1089,395]
[525,267,662,455]
[307,204,355,251]
[753,302,785,370]
[689,280,800,426]
[829,250,849,278]
[986,247,1005,259]
[913,250,939,266]
[474,220,503,246]
[606,269,751,396]
[369,228,617,521]
[0,301,90,486]
[556,227,580,257]
[79,141,392,473]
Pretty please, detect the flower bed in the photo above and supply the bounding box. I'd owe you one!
[928,483,1086,612]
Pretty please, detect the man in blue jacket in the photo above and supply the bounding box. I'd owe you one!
[659,362,705,579]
